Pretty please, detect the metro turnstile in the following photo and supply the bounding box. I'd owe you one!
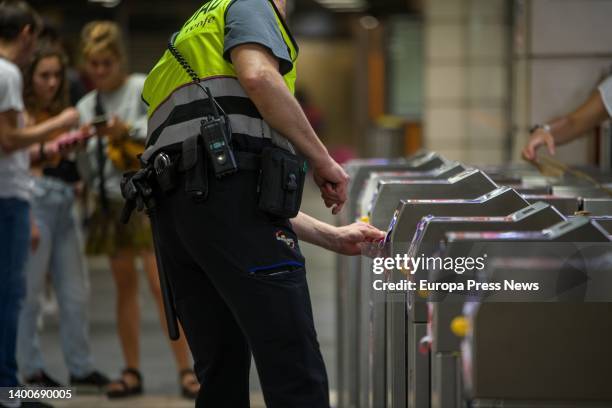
[383,187,527,407]
[552,185,611,198]
[430,217,612,408]
[511,185,553,195]
[457,248,612,407]
[582,197,612,215]
[340,154,612,407]
[524,195,612,216]
[589,216,612,234]
[360,187,528,407]
[523,194,582,215]
[368,170,498,229]
[385,200,564,408]
[357,163,467,219]
[359,171,501,408]
[338,153,446,408]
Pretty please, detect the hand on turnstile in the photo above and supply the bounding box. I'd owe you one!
[331,221,385,256]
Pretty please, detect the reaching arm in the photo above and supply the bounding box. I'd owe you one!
[522,89,610,161]
[291,211,385,256]
[231,44,328,166]
[230,44,349,214]
[0,108,80,153]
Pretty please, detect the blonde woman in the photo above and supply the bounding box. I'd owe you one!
[76,21,199,399]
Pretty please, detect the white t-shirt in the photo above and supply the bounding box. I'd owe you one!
[0,58,31,202]
[598,75,612,118]
[76,74,147,200]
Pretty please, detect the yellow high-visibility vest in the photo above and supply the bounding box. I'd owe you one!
[141,0,298,160]
[142,0,297,117]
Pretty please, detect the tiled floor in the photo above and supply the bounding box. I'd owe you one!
[37,179,338,407]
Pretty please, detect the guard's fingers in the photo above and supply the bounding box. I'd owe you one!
[335,181,348,203]
[322,191,340,205]
[361,227,385,240]
[361,222,379,230]
[366,224,380,231]
[323,182,336,196]
[332,201,345,214]
[321,189,337,199]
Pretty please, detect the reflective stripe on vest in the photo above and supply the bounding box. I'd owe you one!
[141,0,298,161]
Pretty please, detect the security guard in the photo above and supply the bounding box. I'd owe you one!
[130,0,384,406]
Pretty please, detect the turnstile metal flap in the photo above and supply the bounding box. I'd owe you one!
[389,187,528,254]
[369,170,498,228]
[357,162,467,218]
[523,195,582,216]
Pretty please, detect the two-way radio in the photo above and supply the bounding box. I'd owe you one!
[167,32,237,177]
[200,87,238,177]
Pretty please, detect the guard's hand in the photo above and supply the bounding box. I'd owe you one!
[312,156,349,215]
[331,222,385,256]
[522,128,555,162]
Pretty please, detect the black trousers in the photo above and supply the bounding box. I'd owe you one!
[149,162,330,408]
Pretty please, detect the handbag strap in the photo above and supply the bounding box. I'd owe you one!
[94,92,110,212]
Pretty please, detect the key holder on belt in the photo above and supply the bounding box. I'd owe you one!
[167,32,238,178]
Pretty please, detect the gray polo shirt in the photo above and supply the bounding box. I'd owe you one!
[0,58,32,202]
[223,0,295,75]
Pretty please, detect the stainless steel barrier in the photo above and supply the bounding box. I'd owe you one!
[523,195,582,215]
[338,152,446,408]
[582,198,612,215]
[388,201,565,408]
[359,170,500,408]
[337,152,612,408]
[430,217,612,408]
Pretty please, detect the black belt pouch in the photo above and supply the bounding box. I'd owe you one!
[258,147,306,219]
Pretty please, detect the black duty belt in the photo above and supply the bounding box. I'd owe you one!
[155,149,260,177]
[121,148,262,223]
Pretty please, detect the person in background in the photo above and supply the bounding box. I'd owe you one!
[75,21,199,399]
[0,1,78,407]
[35,22,88,106]
[17,40,109,391]
[522,75,612,161]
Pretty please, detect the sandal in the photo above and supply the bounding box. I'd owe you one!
[106,368,143,399]
[179,368,200,400]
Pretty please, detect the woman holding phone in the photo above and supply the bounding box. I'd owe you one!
[16,39,110,391]
[76,21,199,399]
